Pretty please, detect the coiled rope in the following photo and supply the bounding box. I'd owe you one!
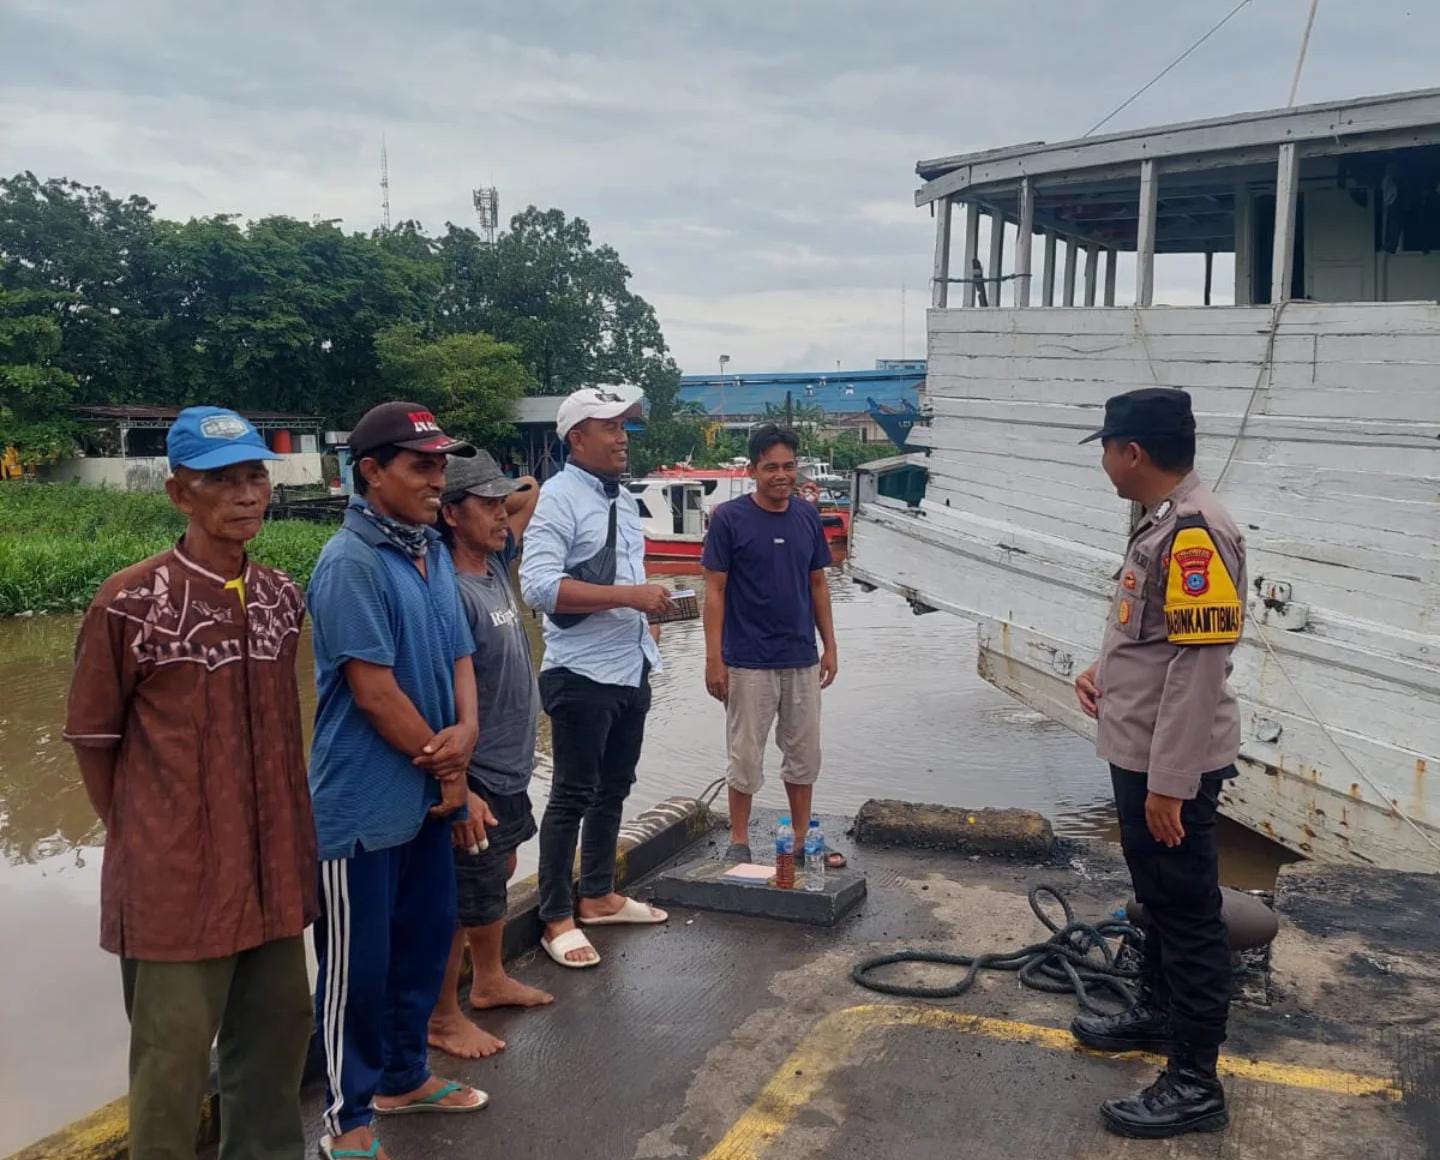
[852,886,1140,1014]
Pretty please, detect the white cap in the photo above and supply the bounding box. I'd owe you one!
[555,384,646,440]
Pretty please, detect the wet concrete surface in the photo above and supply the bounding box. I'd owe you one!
[280,815,1433,1160]
[0,569,1300,1152]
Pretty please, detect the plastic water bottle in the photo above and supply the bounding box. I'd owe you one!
[774,816,796,889]
[804,818,826,892]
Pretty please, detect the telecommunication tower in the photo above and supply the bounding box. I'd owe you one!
[380,137,392,235]
[473,186,499,244]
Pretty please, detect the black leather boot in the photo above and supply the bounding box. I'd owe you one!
[1070,978,1173,1051]
[1101,1043,1229,1139]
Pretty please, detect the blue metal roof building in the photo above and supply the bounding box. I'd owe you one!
[677,364,925,419]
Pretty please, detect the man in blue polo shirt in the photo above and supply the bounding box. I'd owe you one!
[307,402,487,1160]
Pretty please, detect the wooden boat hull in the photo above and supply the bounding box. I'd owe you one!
[850,302,1440,873]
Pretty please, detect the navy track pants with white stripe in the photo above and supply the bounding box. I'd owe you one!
[313,815,456,1136]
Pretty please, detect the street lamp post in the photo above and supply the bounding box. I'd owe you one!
[718,354,730,428]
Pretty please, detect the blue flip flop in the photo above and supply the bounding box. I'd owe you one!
[319,1136,381,1160]
[374,1080,489,1115]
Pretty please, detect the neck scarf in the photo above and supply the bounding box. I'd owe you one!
[358,501,431,558]
[573,462,621,498]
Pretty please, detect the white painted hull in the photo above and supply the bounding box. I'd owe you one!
[849,302,1440,872]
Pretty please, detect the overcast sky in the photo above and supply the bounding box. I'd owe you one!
[2,0,1437,375]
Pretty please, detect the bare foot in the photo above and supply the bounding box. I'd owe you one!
[375,1074,487,1112]
[327,1126,390,1160]
[470,973,554,1010]
[426,1010,507,1060]
[544,918,599,965]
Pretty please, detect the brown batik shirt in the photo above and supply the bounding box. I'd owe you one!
[64,543,319,962]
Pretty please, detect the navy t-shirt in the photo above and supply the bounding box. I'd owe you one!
[701,495,832,669]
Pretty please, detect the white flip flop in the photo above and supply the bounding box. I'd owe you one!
[577,897,669,926]
[541,927,601,968]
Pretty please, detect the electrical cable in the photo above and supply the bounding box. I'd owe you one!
[1083,0,1256,138]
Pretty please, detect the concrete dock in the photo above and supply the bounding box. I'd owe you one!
[277,810,1437,1160]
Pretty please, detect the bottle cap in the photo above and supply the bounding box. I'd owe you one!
[779,816,791,825]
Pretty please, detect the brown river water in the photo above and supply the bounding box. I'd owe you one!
[0,566,1294,1152]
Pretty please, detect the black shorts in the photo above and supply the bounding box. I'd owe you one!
[453,783,537,928]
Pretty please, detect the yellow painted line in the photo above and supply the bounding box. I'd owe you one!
[701,1004,1401,1160]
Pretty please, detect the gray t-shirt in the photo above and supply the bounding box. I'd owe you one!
[456,540,539,795]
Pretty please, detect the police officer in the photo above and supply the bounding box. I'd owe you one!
[1070,387,1246,1139]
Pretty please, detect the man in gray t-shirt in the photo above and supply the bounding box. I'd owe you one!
[457,546,539,796]
[428,452,552,1062]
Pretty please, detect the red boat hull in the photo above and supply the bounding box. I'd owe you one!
[644,511,849,563]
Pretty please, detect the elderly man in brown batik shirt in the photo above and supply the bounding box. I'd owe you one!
[64,406,318,1160]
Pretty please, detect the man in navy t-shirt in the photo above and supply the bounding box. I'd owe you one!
[701,424,839,862]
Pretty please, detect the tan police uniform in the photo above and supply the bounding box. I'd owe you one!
[1096,471,1246,799]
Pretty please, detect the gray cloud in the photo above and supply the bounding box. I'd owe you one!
[2,0,1437,372]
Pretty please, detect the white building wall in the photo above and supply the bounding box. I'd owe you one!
[45,453,324,491]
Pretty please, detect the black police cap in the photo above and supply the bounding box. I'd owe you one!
[1079,387,1196,445]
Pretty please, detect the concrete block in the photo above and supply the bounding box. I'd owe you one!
[853,799,1054,859]
[651,859,867,926]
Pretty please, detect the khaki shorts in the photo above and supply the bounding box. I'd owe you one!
[725,664,822,794]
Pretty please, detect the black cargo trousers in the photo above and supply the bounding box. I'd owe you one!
[1111,765,1236,1047]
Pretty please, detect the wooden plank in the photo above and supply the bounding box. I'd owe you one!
[861,502,1438,689]
[1103,249,1118,305]
[921,406,1438,470]
[987,210,1006,307]
[1015,179,1034,308]
[913,88,1440,204]
[1273,142,1300,303]
[926,365,1440,425]
[916,125,1440,212]
[1042,231,1057,306]
[927,326,1440,370]
[927,300,1440,337]
[1135,158,1157,306]
[925,420,1440,508]
[1234,184,1254,305]
[1083,245,1100,306]
[931,196,954,309]
[1062,239,1078,307]
[929,323,1440,363]
[962,202,980,308]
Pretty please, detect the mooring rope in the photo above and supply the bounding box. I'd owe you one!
[852,885,1140,1014]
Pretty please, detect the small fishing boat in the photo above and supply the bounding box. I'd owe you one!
[629,466,850,561]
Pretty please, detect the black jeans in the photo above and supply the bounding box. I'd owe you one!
[537,666,652,924]
[1111,765,1234,1048]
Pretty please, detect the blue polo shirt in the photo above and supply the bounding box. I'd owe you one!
[307,498,475,860]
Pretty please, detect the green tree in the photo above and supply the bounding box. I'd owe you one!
[445,208,678,397]
[373,323,533,449]
[0,175,679,439]
[0,288,81,463]
[0,173,163,404]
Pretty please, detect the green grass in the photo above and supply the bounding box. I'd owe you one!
[0,482,337,614]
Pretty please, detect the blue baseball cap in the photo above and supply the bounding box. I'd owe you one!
[167,406,282,471]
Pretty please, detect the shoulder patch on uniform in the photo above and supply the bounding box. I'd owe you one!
[1164,521,1242,645]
